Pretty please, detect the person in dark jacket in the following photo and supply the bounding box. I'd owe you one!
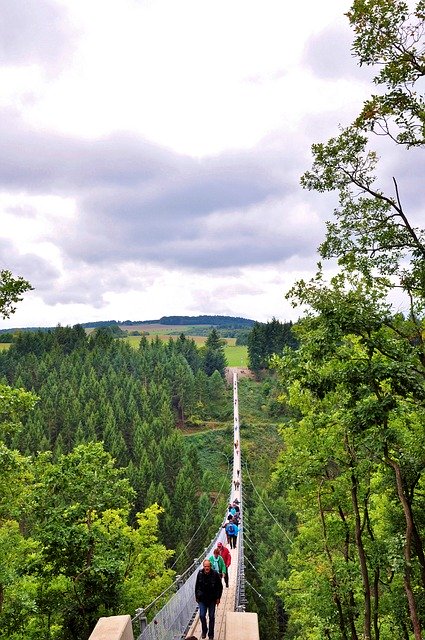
[195,559,223,640]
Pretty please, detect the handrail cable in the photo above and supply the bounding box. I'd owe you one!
[244,462,293,544]
[131,460,230,620]
[245,579,265,600]
[245,555,261,575]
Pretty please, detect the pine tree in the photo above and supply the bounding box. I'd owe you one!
[203,329,227,377]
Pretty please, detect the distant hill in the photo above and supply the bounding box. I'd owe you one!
[0,315,256,334]
[129,315,256,327]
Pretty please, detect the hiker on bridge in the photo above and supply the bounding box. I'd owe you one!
[209,548,226,584]
[217,541,231,588]
[195,559,223,640]
[225,519,239,549]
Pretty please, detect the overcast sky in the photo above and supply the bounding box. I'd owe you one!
[0,0,414,328]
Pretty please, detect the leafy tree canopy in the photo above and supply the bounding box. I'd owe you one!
[271,2,425,638]
[0,270,32,319]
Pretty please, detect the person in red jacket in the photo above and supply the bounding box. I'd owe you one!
[217,541,231,587]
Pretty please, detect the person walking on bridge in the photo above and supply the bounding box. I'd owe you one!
[209,548,226,583]
[195,559,223,640]
[225,519,239,549]
[217,541,231,587]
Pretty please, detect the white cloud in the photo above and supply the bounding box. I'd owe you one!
[0,0,405,330]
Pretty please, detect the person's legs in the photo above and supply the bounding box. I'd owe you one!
[198,601,208,638]
[233,535,237,549]
[224,569,229,587]
[207,602,216,639]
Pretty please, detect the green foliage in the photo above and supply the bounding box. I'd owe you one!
[0,333,15,343]
[247,318,298,372]
[271,2,425,637]
[158,314,254,327]
[0,443,173,640]
[348,0,425,147]
[201,328,227,377]
[0,320,234,638]
[0,383,38,437]
[235,328,251,345]
[0,270,32,320]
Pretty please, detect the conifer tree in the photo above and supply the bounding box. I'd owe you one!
[202,329,227,377]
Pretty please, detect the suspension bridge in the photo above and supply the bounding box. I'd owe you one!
[89,371,259,640]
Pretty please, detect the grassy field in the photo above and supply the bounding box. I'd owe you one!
[124,331,247,366]
[119,323,196,335]
[224,345,248,367]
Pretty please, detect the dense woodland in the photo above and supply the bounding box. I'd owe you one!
[0,322,232,639]
[0,2,424,640]
[247,318,298,372]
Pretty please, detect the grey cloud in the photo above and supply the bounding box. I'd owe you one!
[0,109,322,294]
[302,22,370,82]
[41,279,105,307]
[0,111,183,192]
[58,151,305,269]
[38,262,138,307]
[0,238,59,287]
[72,196,323,272]
[0,0,75,70]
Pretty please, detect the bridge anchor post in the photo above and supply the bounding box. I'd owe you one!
[135,608,147,635]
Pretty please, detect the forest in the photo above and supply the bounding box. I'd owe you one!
[0,320,235,639]
[0,2,424,640]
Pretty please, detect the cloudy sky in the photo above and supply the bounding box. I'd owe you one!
[0,0,404,328]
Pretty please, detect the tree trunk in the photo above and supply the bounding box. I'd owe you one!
[318,484,349,640]
[350,468,372,640]
[412,518,425,590]
[365,497,380,640]
[384,448,423,640]
[337,504,359,640]
[372,568,380,640]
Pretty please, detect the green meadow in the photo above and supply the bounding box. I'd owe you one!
[121,324,248,367]
[224,344,248,367]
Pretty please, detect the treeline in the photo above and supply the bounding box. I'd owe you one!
[0,331,15,342]
[0,325,230,639]
[157,315,255,327]
[247,318,298,372]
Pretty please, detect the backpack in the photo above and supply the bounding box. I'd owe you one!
[227,523,235,535]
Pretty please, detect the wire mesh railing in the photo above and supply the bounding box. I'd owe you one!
[234,478,246,612]
[132,528,228,640]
